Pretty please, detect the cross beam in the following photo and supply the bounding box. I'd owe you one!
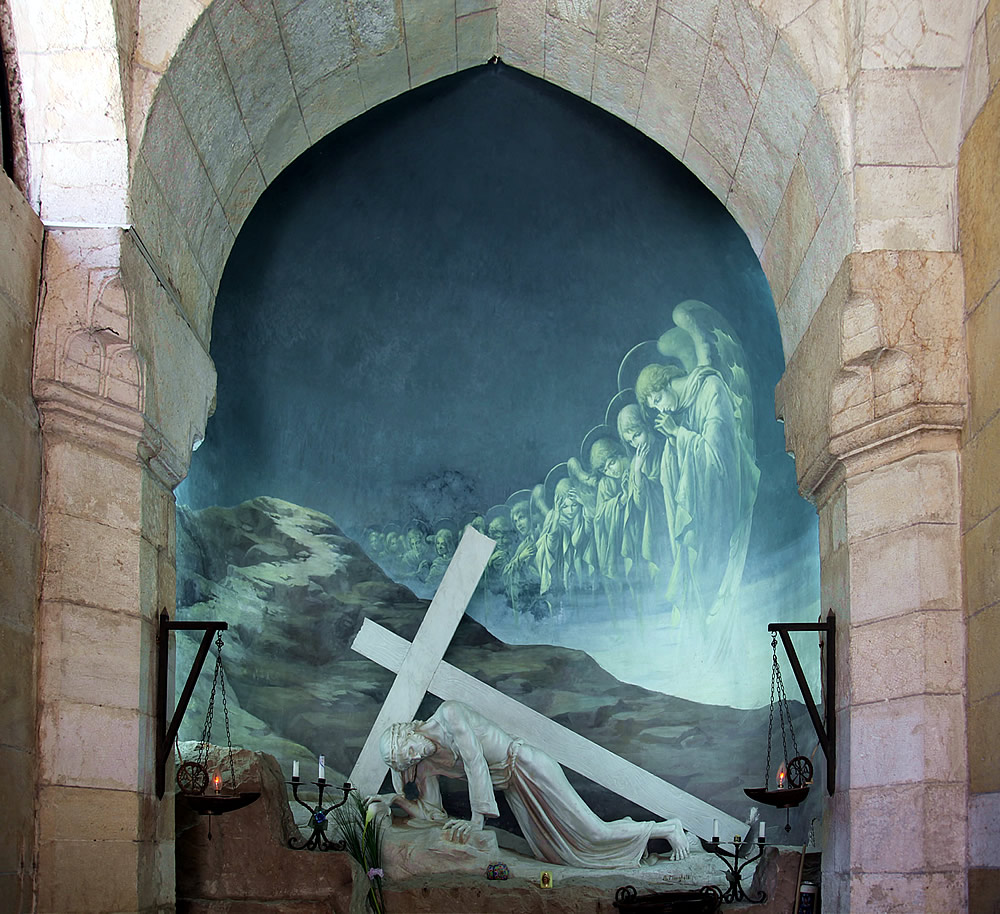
[349,527,496,791]
[353,618,743,840]
[348,531,743,840]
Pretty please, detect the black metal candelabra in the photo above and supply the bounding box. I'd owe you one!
[287,778,354,851]
[699,835,768,905]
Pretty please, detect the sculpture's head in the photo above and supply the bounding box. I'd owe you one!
[379,721,436,775]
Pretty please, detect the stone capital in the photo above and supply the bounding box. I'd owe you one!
[776,250,966,504]
[35,373,194,492]
[35,378,145,461]
[31,225,216,490]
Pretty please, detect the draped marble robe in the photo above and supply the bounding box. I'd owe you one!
[384,701,655,868]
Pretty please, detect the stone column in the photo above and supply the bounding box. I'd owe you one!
[0,170,44,913]
[30,226,212,914]
[777,251,968,914]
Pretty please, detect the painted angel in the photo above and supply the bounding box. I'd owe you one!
[629,301,760,637]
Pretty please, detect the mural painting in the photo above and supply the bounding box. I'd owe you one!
[363,297,764,689]
[175,64,822,846]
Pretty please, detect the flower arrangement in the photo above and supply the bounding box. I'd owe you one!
[332,793,387,914]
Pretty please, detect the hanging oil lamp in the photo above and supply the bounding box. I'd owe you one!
[175,629,260,825]
[744,633,813,818]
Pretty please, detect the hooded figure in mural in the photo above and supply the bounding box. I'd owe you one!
[535,475,597,610]
[587,437,630,586]
[635,345,759,632]
[424,526,458,590]
[616,403,671,592]
[501,497,543,617]
[374,700,690,868]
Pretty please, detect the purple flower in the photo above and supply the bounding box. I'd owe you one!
[367,867,384,880]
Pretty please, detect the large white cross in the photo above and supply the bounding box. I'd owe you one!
[349,527,743,841]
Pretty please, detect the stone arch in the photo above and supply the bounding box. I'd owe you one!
[5,3,986,912]
[130,0,848,380]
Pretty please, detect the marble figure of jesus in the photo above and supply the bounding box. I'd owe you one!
[371,699,691,869]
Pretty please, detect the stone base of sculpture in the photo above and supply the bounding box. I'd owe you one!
[381,818,501,878]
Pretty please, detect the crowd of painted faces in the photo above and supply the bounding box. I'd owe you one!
[363,357,760,628]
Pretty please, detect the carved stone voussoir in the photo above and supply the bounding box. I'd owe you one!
[777,251,967,503]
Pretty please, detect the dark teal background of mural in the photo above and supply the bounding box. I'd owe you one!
[178,63,820,706]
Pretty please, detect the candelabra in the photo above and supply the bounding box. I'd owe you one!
[287,776,354,851]
[699,834,768,905]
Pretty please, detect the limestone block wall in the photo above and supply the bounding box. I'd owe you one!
[26,222,214,914]
[0,171,43,913]
[128,0,852,365]
[776,248,969,913]
[7,0,129,223]
[959,2,1000,908]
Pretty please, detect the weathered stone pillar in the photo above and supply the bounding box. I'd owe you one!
[0,170,44,914]
[31,226,214,914]
[777,250,968,914]
[32,228,154,914]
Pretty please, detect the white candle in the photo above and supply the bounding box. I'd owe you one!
[712,819,719,841]
[759,820,766,841]
[318,755,325,781]
[292,760,300,780]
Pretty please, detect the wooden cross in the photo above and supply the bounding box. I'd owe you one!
[349,527,743,840]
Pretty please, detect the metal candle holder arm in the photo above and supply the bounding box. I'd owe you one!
[767,610,836,797]
[156,611,229,799]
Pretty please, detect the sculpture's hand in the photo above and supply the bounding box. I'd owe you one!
[442,819,473,843]
[371,791,419,817]
[442,813,484,844]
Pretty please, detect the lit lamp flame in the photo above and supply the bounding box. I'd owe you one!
[213,772,222,794]
[777,763,787,789]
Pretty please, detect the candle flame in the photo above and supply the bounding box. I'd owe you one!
[777,763,787,788]
[213,772,221,793]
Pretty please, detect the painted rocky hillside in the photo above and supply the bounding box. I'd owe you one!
[175,496,821,841]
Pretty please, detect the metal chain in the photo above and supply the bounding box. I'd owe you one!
[765,634,776,784]
[198,646,219,772]
[216,632,237,789]
[772,638,801,767]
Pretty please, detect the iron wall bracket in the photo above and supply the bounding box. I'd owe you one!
[767,610,836,796]
[155,610,229,799]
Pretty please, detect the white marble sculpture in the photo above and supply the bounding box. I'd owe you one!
[372,699,691,869]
